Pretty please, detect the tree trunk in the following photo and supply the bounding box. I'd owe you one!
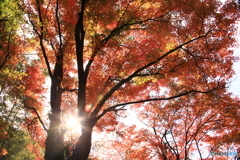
[72,118,95,160]
[45,118,64,160]
[44,103,65,160]
[45,62,64,160]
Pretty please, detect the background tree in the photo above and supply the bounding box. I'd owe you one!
[0,0,46,159]
[0,120,43,160]
[97,93,240,160]
[0,119,8,157]
[4,0,239,159]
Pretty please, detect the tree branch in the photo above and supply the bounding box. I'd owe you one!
[33,0,53,77]
[134,72,164,77]
[84,14,169,80]
[24,103,48,132]
[91,32,211,118]
[181,47,217,61]
[0,31,12,70]
[75,0,87,116]
[55,0,63,50]
[96,86,217,121]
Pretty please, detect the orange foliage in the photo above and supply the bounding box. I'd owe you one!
[10,0,240,159]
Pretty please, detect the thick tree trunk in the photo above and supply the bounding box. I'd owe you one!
[44,91,65,160]
[72,118,95,160]
[45,118,64,160]
[45,58,64,160]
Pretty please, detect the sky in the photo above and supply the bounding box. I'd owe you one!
[229,21,240,96]
[229,47,240,96]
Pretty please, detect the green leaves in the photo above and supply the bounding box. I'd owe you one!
[0,0,23,32]
[0,124,39,160]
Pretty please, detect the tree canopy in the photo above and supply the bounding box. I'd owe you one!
[0,0,240,159]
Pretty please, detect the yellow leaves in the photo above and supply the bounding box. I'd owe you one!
[166,43,175,50]
[133,76,157,85]
[142,2,152,9]
[0,68,26,93]
[97,94,104,101]
[0,68,25,80]
[141,1,161,10]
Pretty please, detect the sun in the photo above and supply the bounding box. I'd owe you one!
[62,114,105,144]
[63,115,82,142]
[65,117,80,129]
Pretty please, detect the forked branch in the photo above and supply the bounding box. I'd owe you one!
[92,31,212,118]
[24,103,48,132]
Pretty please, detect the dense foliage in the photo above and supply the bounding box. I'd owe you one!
[0,0,239,159]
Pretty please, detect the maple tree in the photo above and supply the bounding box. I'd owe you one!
[96,93,240,160]
[0,121,41,160]
[1,0,240,159]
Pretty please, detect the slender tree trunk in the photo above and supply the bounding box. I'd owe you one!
[72,0,94,158]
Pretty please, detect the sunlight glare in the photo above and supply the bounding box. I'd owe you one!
[63,115,82,142]
[66,116,80,129]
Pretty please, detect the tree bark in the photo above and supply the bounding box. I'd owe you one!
[45,121,64,160]
[45,55,64,160]
[72,118,95,160]
[73,1,94,158]
[44,85,64,160]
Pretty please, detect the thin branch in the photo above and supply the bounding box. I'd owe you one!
[183,113,199,157]
[116,0,134,28]
[135,72,164,77]
[125,89,216,107]
[50,41,56,53]
[168,61,186,72]
[24,102,48,132]
[114,107,127,118]
[195,139,203,160]
[33,0,52,77]
[29,19,40,37]
[181,47,217,61]
[96,105,127,121]
[96,86,217,121]
[153,127,158,136]
[55,0,63,51]
[0,31,12,70]
[164,129,180,158]
[84,14,168,80]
